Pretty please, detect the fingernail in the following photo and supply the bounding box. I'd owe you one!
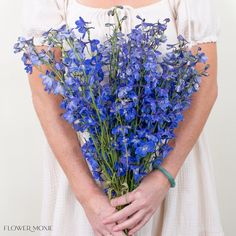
[112,226,119,232]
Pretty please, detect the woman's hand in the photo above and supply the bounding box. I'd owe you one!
[82,190,127,236]
[102,170,171,235]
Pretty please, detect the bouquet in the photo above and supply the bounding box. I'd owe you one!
[14,5,208,230]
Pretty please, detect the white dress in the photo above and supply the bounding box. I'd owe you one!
[21,0,224,235]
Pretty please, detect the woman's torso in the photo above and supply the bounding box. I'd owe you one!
[73,0,165,9]
[65,0,179,50]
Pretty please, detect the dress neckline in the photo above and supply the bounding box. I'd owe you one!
[72,0,168,11]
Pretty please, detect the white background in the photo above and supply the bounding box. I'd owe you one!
[0,0,235,235]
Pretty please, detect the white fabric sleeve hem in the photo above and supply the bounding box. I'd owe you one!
[20,0,67,45]
[191,36,218,46]
[169,0,220,47]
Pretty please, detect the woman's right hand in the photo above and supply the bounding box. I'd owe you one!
[82,191,127,236]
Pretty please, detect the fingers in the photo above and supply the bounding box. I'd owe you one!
[128,214,151,235]
[113,231,127,236]
[100,229,114,236]
[110,192,135,207]
[113,217,129,235]
[94,222,116,236]
[94,232,103,236]
[103,203,139,224]
[116,216,128,226]
[103,232,113,236]
[100,231,125,236]
[103,221,128,236]
[95,229,110,236]
[112,210,146,232]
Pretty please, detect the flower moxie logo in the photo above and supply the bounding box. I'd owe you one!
[3,225,52,232]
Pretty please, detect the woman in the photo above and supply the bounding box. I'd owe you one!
[21,0,224,235]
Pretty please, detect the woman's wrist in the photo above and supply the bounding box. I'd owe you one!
[159,148,183,180]
[156,165,176,188]
[150,169,171,189]
[75,184,104,205]
[151,158,179,189]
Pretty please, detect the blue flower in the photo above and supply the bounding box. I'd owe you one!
[90,39,100,52]
[198,52,208,64]
[75,17,89,38]
[13,37,28,53]
[14,9,209,197]
[39,71,56,93]
[54,82,65,95]
[135,141,156,158]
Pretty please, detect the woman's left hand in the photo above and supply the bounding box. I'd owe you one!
[102,169,171,235]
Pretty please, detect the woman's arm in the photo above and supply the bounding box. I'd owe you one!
[103,43,218,234]
[158,43,218,178]
[28,47,100,203]
[28,46,125,236]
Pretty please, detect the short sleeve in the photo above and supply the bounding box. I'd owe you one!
[21,0,68,45]
[169,0,220,46]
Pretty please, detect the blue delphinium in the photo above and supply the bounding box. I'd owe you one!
[14,6,209,199]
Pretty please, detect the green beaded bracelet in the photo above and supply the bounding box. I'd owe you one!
[157,166,176,188]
